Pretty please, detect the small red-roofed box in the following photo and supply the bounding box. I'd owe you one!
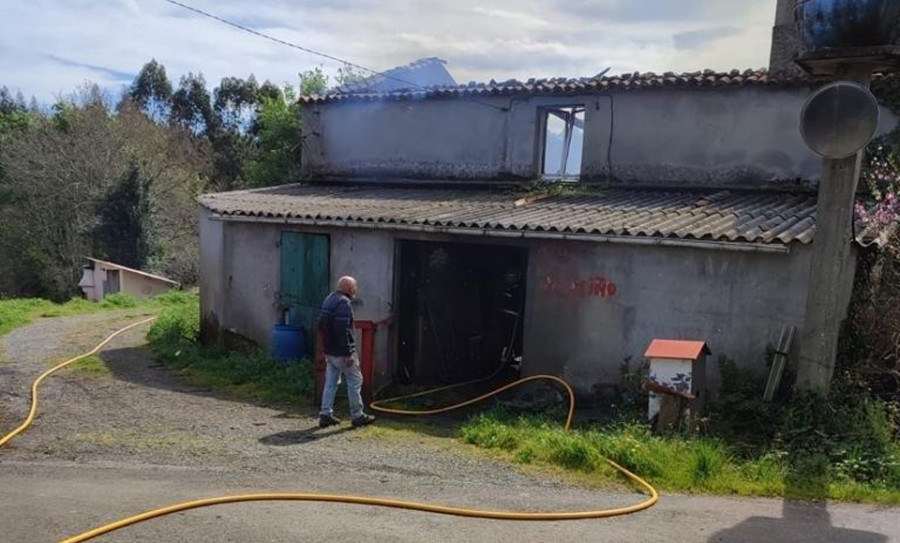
[644,339,710,421]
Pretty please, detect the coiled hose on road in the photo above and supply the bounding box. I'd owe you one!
[0,318,659,543]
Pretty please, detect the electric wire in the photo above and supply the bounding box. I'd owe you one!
[159,0,508,111]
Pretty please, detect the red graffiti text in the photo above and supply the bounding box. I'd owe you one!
[540,274,618,299]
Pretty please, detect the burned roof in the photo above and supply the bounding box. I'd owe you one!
[301,68,814,105]
[334,57,457,94]
[199,184,837,248]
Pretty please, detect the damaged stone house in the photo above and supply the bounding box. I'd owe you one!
[198,64,897,400]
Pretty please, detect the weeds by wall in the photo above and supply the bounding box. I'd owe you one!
[147,299,315,407]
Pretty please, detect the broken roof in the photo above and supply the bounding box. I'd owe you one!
[334,57,457,95]
[301,68,813,105]
[200,184,845,249]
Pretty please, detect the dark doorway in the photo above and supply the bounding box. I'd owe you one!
[104,269,120,296]
[397,240,528,386]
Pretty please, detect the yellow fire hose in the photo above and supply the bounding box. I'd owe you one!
[0,319,659,543]
[0,317,158,449]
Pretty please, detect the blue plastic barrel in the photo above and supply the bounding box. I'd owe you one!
[795,0,900,49]
[271,324,308,363]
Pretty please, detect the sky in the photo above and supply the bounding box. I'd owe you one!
[0,0,778,102]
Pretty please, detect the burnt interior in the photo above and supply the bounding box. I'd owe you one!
[396,240,528,386]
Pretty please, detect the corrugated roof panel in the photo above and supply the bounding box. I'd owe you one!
[197,184,857,246]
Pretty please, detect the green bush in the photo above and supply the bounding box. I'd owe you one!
[546,433,601,471]
[692,440,727,483]
[708,355,783,455]
[147,300,314,406]
[150,289,197,306]
[0,298,55,335]
[0,291,196,337]
[780,385,900,485]
[457,402,900,503]
[147,296,199,348]
[98,293,138,308]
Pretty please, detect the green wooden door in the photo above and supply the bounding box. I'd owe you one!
[281,232,330,349]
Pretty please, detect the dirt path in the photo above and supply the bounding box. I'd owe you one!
[0,313,585,483]
[1,314,898,542]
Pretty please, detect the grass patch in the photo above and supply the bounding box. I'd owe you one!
[147,299,315,407]
[64,355,110,377]
[459,408,900,504]
[0,290,196,337]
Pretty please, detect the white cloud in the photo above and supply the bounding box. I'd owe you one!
[0,0,778,101]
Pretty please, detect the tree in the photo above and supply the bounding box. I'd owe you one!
[171,72,216,135]
[300,67,328,96]
[214,75,259,132]
[335,63,367,88]
[129,59,173,123]
[244,86,303,187]
[0,90,209,299]
[93,161,152,269]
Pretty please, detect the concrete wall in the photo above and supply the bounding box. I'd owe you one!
[769,0,804,76]
[330,230,396,389]
[522,240,814,395]
[199,214,397,388]
[580,88,823,186]
[199,207,226,343]
[79,264,174,301]
[220,220,282,348]
[119,272,174,300]
[301,88,897,187]
[201,212,820,398]
[303,98,510,179]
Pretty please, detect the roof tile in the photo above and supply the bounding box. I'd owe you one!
[301,68,815,105]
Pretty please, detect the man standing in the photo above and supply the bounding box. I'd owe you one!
[318,276,375,428]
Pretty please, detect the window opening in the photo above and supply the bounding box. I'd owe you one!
[542,106,585,179]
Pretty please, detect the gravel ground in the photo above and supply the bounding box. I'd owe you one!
[2,313,898,543]
[0,311,629,495]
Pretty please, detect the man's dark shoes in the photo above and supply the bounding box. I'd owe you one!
[351,414,376,428]
[319,414,341,428]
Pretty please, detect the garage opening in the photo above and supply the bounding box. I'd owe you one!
[396,240,528,386]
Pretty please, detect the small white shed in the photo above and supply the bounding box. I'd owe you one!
[78,257,178,301]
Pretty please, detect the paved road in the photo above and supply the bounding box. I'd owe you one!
[1,313,898,542]
[2,458,898,543]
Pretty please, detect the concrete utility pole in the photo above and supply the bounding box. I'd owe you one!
[795,63,877,393]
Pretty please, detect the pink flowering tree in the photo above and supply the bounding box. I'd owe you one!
[845,140,900,396]
[856,143,900,255]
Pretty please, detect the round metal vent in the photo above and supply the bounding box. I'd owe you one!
[800,81,880,159]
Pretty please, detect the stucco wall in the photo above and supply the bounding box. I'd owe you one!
[199,207,226,343]
[80,264,174,301]
[301,88,897,187]
[523,240,815,395]
[120,272,173,299]
[221,221,282,347]
[330,230,396,389]
[199,215,397,388]
[201,213,822,398]
[304,98,509,179]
